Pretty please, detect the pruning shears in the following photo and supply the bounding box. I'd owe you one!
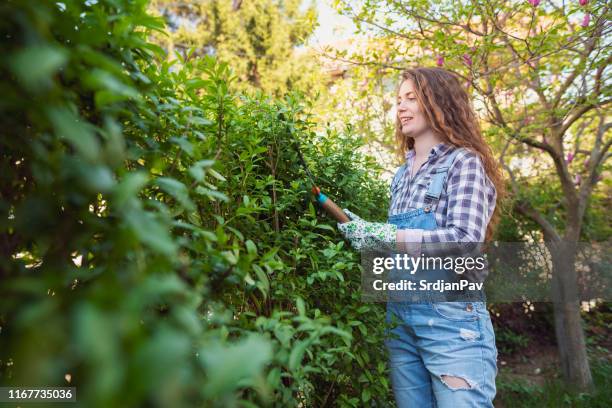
[293,139,350,224]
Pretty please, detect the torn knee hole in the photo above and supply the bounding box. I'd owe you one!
[440,375,473,390]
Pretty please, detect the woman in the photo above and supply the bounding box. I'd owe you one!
[338,67,502,407]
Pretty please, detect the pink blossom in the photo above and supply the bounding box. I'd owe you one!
[583,158,590,169]
[528,0,540,6]
[574,174,581,185]
[463,53,473,67]
[436,55,444,67]
[579,0,588,6]
[581,14,590,27]
[566,152,574,163]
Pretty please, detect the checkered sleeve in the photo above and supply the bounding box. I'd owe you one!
[422,152,493,243]
[390,164,407,194]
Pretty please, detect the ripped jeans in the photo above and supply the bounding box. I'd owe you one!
[385,209,497,407]
[385,300,497,407]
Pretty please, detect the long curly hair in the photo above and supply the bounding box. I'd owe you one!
[395,67,504,241]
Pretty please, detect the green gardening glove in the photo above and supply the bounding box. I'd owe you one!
[337,209,397,251]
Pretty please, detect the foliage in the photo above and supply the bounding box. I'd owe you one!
[0,1,393,406]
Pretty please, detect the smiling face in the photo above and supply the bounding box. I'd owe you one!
[397,79,430,138]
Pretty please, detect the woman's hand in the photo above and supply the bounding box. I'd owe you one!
[337,209,397,251]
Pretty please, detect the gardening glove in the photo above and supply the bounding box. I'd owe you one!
[337,209,397,251]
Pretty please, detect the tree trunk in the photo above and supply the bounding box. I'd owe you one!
[550,241,593,391]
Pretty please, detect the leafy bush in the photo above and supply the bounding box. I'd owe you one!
[494,327,530,355]
[1,1,392,407]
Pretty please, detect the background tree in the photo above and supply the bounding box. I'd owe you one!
[332,0,611,391]
[149,0,323,96]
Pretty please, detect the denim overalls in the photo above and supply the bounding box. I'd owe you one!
[385,148,497,407]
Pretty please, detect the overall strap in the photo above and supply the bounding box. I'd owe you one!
[425,147,464,201]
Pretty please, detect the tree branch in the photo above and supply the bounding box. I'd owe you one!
[499,139,560,242]
[561,98,612,135]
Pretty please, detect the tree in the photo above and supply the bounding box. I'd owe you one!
[149,0,323,96]
[332,0,611,391]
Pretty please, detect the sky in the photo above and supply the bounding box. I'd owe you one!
[307,0,357,46]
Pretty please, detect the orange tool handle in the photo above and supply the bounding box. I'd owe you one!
[312,186,350,224]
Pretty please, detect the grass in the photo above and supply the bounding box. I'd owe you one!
[494,360,612,407]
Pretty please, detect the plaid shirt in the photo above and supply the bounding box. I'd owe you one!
[389,143,496,243]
